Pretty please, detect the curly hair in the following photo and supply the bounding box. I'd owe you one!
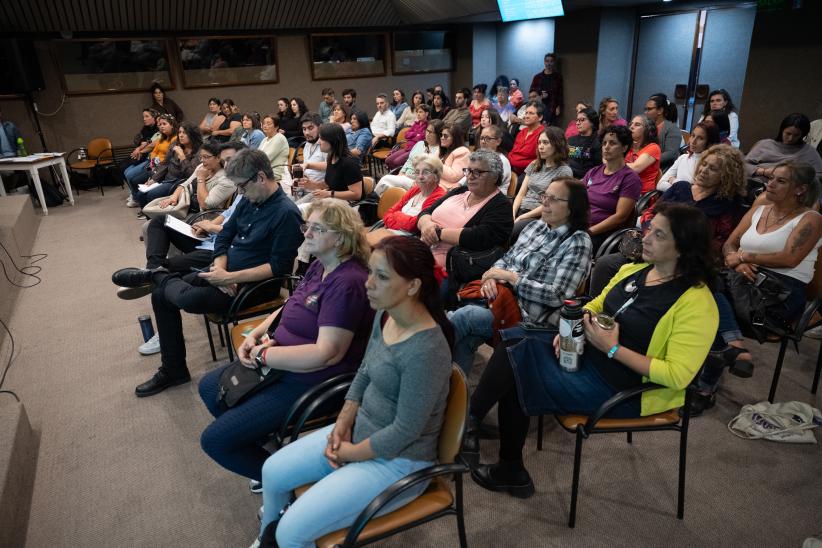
[305,198,370,266]
[652,202,716,288]
[630,115,658,147]
[696,144,746,200]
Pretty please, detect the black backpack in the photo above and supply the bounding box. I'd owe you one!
[28,180,67,208]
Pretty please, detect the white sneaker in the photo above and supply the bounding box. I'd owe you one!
[138,333,160,355]
[249,479,263,494]
[248,538,261,548]
[805,324,822,340]
[126,196,140,208]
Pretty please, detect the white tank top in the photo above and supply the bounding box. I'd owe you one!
[739,206,821,283]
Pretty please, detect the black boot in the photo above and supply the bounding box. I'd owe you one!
[259,519,279,548]
[471,459,535,499]
[460,415,481,467]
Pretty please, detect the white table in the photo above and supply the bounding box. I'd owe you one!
[0,153,75,215]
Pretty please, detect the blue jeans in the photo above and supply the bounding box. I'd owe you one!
[133,181,176,206]
[260,424,432,547]
[449,305,494,375]
[198,365,314,481]
[124,160,149,191]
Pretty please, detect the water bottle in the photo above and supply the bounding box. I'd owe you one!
[16,137,28,157]
[138,315,155,342]
[558,299,585,372]
[78,147,87,161]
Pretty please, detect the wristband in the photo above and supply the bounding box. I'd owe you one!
[254,347,268,368]
[331,190,335,198]
[607,344,620,359]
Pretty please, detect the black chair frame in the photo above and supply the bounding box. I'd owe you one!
[544,383,693,528]
[66,146,116,195]
[768,296,822,402]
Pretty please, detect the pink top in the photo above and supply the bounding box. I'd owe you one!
[509,89,524,109]
[403,120,427,151]
[469,101,490,128]
[429,189,501,267]
[440,147,471,190]
[565,120,579,138]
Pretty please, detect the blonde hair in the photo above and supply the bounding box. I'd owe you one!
[411,153,443,179]
[697,144,746,200]
[305,198,370,265]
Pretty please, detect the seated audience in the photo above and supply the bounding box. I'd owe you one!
[389,88,409,122]
[658,121,721,191]
[253,236,453,548]
[300,123,364,204]
[645,93,682,171]
[430,90,449,121]
[469,84,491,131]
[474,124,512,193]
[597,96,627,137]
[508,101,545,175]
[488,75,509,105]
[198,98,221,138]
[507,78,525,110]
[512,127,573,239]
[240,112,265,149]
[278,97,303,142]
[564,101,591,138]
[124,113,177,193]
[479,109,513,153]
[258,115,291,188]
[745,113,822,186]
[442,88,472,136]
[375,120,442,195]
[493,86,515,124]
[198,199,373,485]
[329,102,351,132]
[697,89,740,148]
[318,87,335,122]
[417,149,513,272]
[704,111,733,146]
[292,113,327,185]
[508,90,539,134]
[437,123,471,191]
[135,120,202,209]
[149,82,184,121]
[370,93,397,147]
[385,104,429,170]
[626,115,661,193]
[396,90,425,128]
[121,109,159,199]
[212,99,242,143]
[367,154,446,247]
[341,88,360,114]
[346,110,373,160]
[465,204,718,497]
[450,178,592,375]
[112,148,304,397]
[567,106,602,179]
[583,125,642,252]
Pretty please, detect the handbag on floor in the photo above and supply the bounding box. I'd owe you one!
[728,400,822,444]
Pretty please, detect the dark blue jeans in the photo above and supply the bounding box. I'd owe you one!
[133,181,177,207]
[199,365,314,481]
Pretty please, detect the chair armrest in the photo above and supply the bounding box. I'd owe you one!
[184,209,223,225]
[340,462,471,548]
[368,220,385,232]
[227,275,301,320]
[65,148,83,165]
[594,228,634,260]
[580,382,667,436]
[796,296,822,339]
[286,381,353,444]
[275,373,356,444]
[95,147,114,165]
[636,190,661,216]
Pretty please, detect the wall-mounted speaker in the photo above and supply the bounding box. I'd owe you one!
[0,40,45,94]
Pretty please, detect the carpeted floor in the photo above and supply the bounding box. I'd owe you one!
[3,189,821,547]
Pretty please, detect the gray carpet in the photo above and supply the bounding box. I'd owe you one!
[3,189,821,547]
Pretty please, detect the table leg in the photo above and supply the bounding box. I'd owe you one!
[57,159,75,205]
[30,167,48,215]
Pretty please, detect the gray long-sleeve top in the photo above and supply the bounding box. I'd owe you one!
[347,314,452,462]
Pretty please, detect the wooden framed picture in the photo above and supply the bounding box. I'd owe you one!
[177,36,278,88]
[309,33,386,80]
[392,31,454,75]
[52,39,174,95]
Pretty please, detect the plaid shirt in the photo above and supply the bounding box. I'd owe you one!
[494,222,592,326]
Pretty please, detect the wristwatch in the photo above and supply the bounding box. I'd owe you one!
[434,227,442,241]
[254,348,266,368]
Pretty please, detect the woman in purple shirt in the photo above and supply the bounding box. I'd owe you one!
[582,125,642,252]
[198,199,374,483]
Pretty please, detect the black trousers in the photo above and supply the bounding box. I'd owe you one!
[145,214,213,272]
[470,339,531,462]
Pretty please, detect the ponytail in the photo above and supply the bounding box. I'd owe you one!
[649,93,678,124]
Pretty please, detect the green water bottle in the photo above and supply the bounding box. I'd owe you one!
[16,137,28,157]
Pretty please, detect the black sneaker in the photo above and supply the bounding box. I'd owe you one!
[689,392,716,417]
[135,370,190,397]
[112,267,155,288]
[471,463,535,499]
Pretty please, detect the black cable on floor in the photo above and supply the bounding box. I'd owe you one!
[0,317,19,402]
[0,238,46,288]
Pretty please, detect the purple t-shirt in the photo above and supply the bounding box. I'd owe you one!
[583,164,642,226]
[273,259,374,384]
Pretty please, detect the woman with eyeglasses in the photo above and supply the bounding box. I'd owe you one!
[450,177,592,375]
[153,140,237,215]
[465,203,717,498]
[568,107,602,179]
[417,149,513,272]
[134,121,203,210]
[511,127,573,239]
[374,120,442,196]
[199,199,375,500]
[438,123,471,190]
[367,154,447,247]
[645,93,682,171]
[385,104,430,170]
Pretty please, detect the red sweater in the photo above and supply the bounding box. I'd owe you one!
[509,126,542,173]
[382,185,446,232]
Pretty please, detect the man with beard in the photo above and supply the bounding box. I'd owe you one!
[443,87,472,136]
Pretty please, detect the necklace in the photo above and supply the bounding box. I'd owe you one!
[764,205,798,230]
[645,269,677,286]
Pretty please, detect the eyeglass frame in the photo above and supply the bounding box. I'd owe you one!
[462,168,493,178]
[538,192,569,203]
[234,172,260,191]
[300,223,338,235]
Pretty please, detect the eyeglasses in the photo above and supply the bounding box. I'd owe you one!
[575,118,588,124]
[538,192,569,203]
[235,172,259,190]
[200,153,215,161]
[412,169,436,178]
[462,168,493,178]
[479,136,500,143]
[300,223,337,235]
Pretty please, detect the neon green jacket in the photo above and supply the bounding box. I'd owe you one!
[584,262,718,416]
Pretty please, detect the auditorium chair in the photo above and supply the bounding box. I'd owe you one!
[67,137,114,195]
